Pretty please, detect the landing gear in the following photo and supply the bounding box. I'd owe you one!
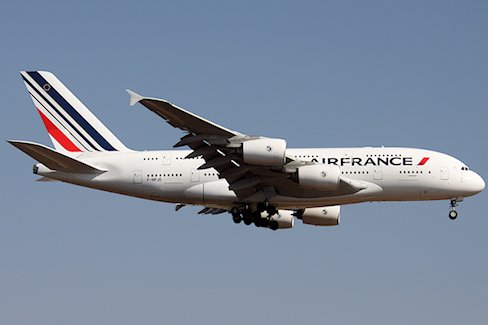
[256,202,266,213]
[449,210,458,220]
[269,220,279,231]
[259,217,270,228]
[230,207,242,224]
[252,211,262,226]
[265,205,277,216]
[243,216,253,225]
[242,210,253,225]
[449,199,459,220]
[232,214,242,224]
[229,202,278,230]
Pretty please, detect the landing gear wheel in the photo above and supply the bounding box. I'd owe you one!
[449,210,458,220]
[260,218,270,228]
[449,199,459,220]
[252,212,262,226]
[230,207,242,224]
[269,220,279,231]
[232,214,242,224]
[243,214,253,225]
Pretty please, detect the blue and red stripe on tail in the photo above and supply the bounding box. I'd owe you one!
[20,71,129,153]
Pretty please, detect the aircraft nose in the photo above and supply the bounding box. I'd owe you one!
[470,172,485,194]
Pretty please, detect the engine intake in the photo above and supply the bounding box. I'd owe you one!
[298,206,340,226]
[239,138,287,167]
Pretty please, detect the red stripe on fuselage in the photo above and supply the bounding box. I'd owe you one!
[418,157,430,166]
[37,108,81,152]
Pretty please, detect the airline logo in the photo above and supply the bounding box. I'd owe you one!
[21,71,118,152]
[312,156,431,167]
[418,157,430,165]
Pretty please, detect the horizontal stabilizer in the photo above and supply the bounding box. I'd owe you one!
[8,140,105,174]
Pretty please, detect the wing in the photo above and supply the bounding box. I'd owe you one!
[126,90,239,138]
[127,91,366,201]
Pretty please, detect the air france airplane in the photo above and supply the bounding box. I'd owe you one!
[9,71,485,230]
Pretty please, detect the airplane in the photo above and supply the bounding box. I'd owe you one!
[9,71,485,230]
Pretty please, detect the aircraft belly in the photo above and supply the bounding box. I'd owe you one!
[180,178,384,209]
[183,179,238,206]
[269,181,384,209]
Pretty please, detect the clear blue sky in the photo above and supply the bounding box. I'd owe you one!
[1,1,487,324]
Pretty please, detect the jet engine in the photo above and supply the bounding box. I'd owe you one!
[239,138,287,167]
[297,206,340,226]
[271,210,295,229]
[293,165,341,191]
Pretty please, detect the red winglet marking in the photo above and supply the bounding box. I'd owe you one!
[37,108,81,152]
[418,157,430,166]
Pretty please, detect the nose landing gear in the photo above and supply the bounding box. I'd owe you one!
[449,199,460,220]
[449,209,458,220]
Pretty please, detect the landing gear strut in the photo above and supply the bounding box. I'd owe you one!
[449,199,458,220]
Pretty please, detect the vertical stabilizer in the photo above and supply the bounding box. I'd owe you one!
[20,71,129,152]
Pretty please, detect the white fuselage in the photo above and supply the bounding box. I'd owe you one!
[34,147,485,210]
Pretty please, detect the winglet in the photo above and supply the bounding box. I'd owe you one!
[126,89,144,106]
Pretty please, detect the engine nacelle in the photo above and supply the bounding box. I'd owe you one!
[299,206,340,226]
[294,164,341,191]
[272,210,295,229]
[240,138,287,167]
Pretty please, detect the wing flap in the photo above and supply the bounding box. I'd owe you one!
[197,207,228,215]
[8,140,105,174]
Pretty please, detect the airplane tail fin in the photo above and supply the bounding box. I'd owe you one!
[20,71,129,153]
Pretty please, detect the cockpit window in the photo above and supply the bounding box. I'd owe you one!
[461,166,469,171]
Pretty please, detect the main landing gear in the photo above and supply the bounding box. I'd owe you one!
[229,203,279,231]
[449,199,461,220]
[230,207,242,224]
